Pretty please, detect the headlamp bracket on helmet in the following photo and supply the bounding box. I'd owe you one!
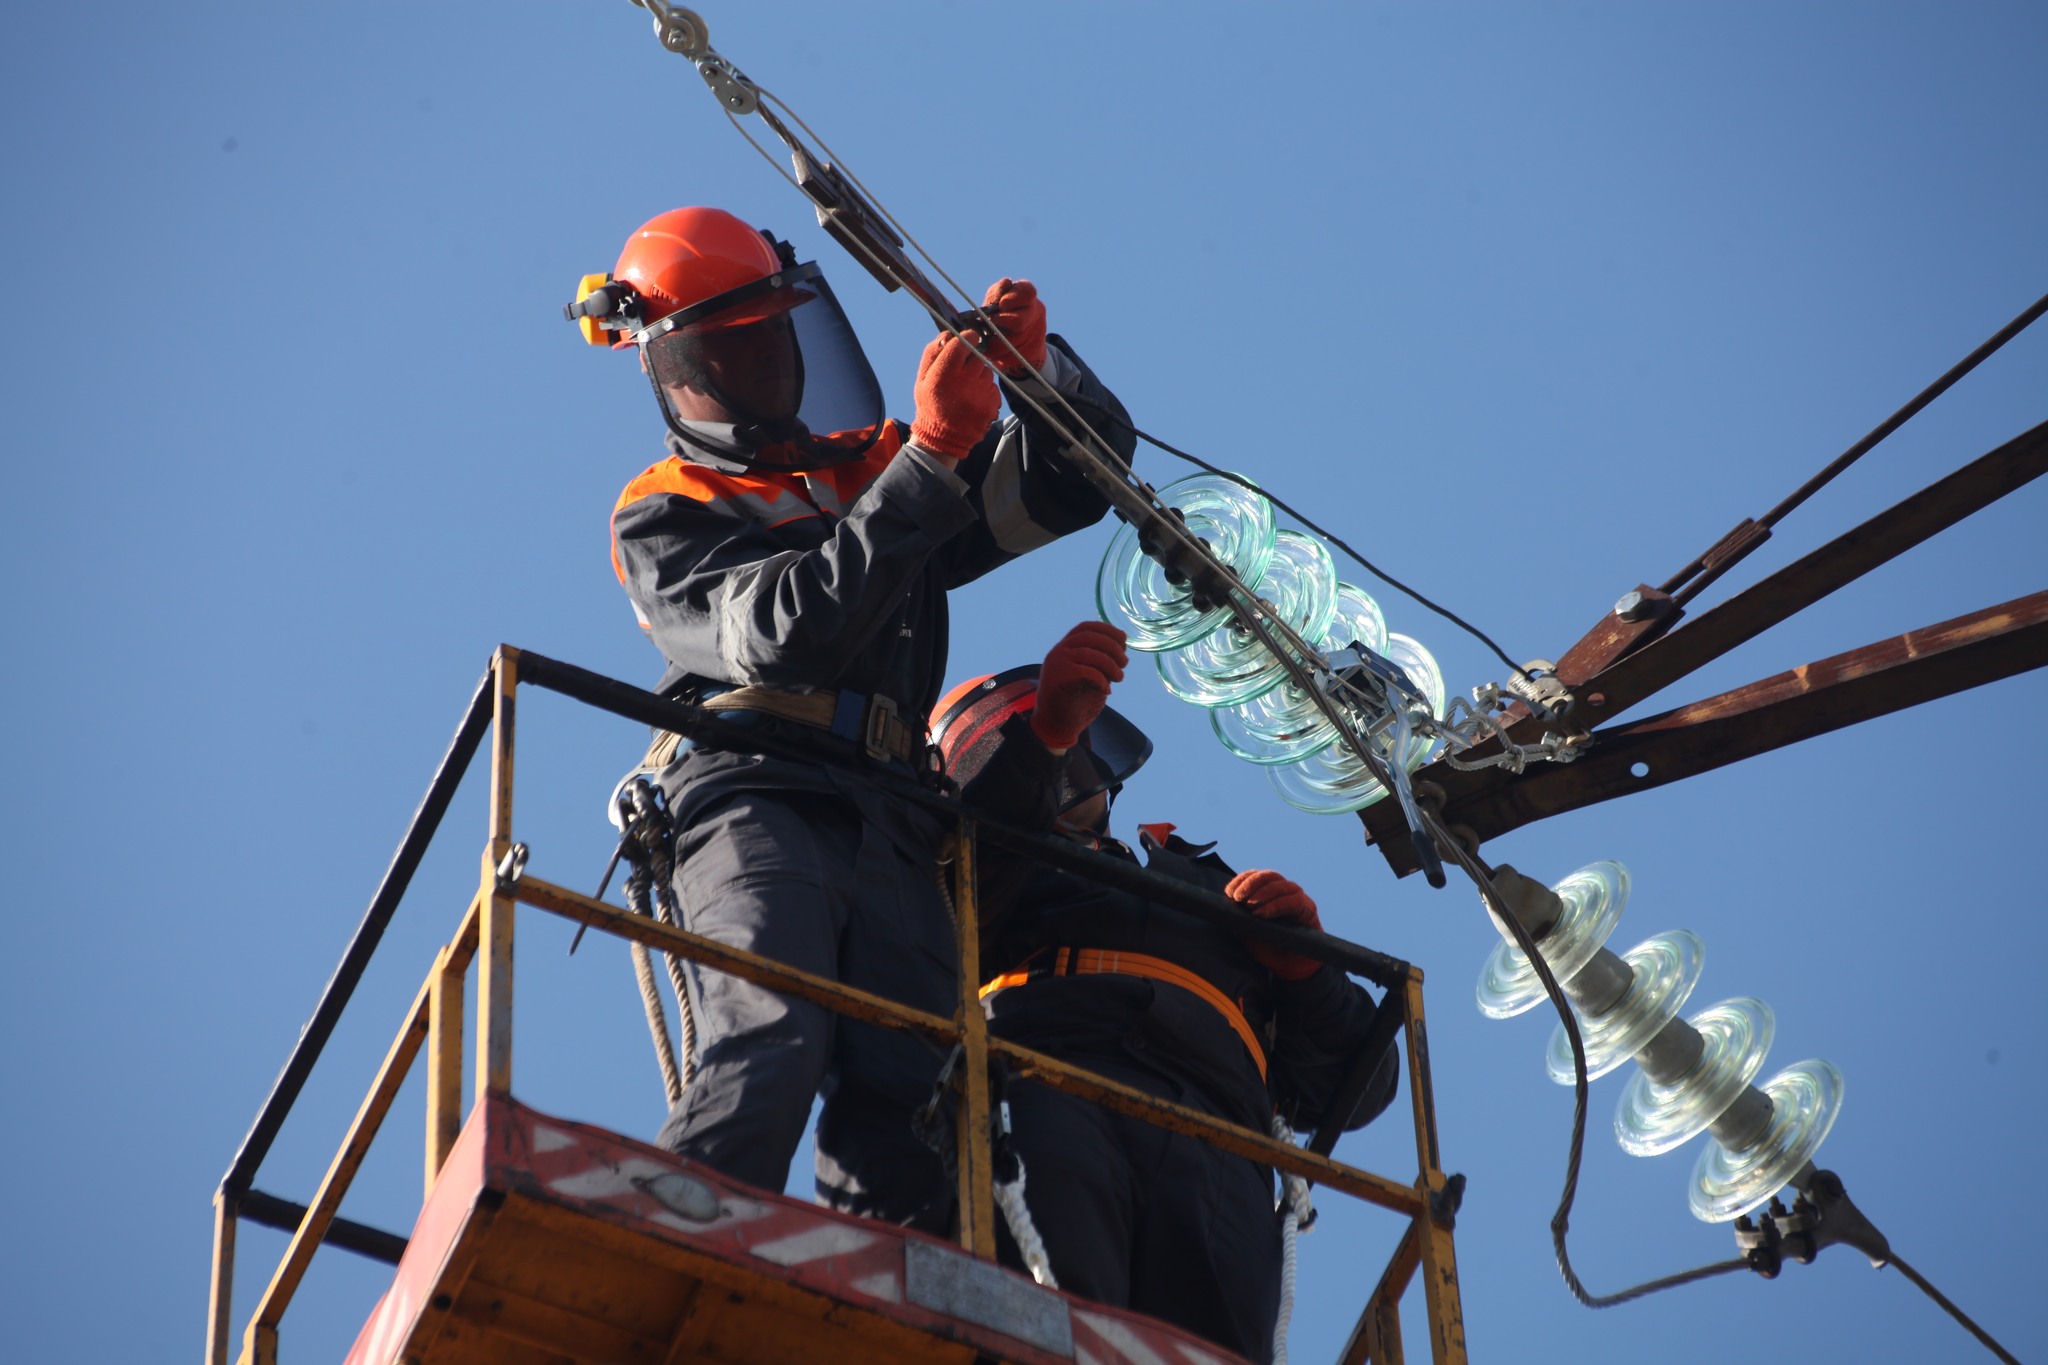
[564,274,647,347]
[627,262,824,347]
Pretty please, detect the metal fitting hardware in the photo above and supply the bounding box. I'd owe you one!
[1613,589,1653,621]
[1734,1170,1892,1278]
[495,843,529,894]
[864,694,900,764]
[1430,1172,1467,1229]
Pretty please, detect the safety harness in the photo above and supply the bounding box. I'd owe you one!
[980,946,1269,1083]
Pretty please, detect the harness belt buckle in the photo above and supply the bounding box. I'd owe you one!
[864,693,899,763]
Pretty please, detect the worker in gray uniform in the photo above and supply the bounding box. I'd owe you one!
[568,205,1133,1231]
[933,621,1398,1360]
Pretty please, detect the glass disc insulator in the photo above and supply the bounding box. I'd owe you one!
[1211,583,1392,764]
[1615,997,1775,1158]
[1267,634,1447,814]
[1475,860,1630,1019]
[1321,581,1390,658]
[1544,930,1704,1084]
[1097,473,1275,653]
[1213,677,1340,765]
[1159,530,1337,708]
[1688,1059,1845,1223]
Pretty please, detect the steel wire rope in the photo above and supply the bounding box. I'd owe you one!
[1887,1252,2022,1365]
[720,96,1335,684]
[727,88,1550,765]
[1660,289,2048,605]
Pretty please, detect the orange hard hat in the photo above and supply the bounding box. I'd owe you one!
[612,207,783,344]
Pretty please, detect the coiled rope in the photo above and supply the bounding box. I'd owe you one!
[617,779,698,1103]
[1270,1112,1316,1365]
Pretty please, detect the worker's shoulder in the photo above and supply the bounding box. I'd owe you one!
[611,421,908,518]
[613,454,775,510]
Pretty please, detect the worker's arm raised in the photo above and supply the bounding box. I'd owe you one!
[935,320,1137,589]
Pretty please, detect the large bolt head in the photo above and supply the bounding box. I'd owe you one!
[1613,590,1650,621]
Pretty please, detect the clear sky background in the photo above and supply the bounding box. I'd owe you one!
[3,4,2043,1362]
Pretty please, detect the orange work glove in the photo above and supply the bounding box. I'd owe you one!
[981,277,1047,374]
[1030,621,1128,750]
[909,331,1000,462]
[1225,869,1325,980]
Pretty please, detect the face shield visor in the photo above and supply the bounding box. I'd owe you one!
[636,262,885,471]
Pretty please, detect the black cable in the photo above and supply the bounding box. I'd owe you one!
[1129,425,1533,683]
[1889,1252,2023,1365]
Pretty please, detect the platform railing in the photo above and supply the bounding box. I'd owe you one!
[207,645,1468,1365]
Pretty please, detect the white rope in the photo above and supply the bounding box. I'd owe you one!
[994,1157,1059,1288]
[1271,1112,1315,1365]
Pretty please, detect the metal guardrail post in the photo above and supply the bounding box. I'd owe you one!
[206,1190,238,1365]
[478,649,519,1104]
[952,820,997,1259]
[425,941,465,1192]
[1402,969,1468,1365]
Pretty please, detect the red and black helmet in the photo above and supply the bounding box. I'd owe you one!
[932,664,1153,813]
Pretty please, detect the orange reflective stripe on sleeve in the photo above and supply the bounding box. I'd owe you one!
[607,423,909,582]
[609,456,819,583]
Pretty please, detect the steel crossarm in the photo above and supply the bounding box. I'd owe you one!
[1362,419,2048,874]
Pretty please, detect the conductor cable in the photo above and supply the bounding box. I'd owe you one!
[1887,1252,2021,1365]
[1130,424,1531,682]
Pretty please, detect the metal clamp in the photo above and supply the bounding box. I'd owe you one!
[494,842,529,894]
[627,1,759,114]
[864,693,901,764]
[1733,1170,1892,1278]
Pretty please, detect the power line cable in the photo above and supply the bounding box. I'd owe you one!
[1662,288,2048,606]
[1130,425,1533,682]
[1888,1252,2022,1365]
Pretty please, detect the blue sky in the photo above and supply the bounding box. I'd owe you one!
[3,4,2042,1361]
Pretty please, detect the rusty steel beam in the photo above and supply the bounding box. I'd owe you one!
[1364,419,2048,873]
[1408,591,2048,858]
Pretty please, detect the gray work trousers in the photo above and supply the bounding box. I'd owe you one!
[652,779,957,1233]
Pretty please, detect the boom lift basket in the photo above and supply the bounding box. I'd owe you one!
[207,646,1468,1365]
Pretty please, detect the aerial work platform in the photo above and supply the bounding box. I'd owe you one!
[208,647,1467,1365]
[348,1092,1248,1365]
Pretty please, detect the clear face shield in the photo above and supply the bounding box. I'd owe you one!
[637,262,885,471]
